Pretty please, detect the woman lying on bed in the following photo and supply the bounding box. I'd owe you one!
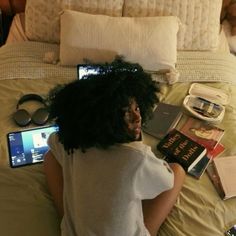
[43,59,186,236]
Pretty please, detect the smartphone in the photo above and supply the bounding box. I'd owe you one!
[77,64,138,80]
[77,64,103,79]
[7,124,59,168]
[225,225,236,236]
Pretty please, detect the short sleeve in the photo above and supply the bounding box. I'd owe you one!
[133,148,174,200]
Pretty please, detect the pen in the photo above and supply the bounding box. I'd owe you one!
[196,97,220,108]
[192,106,218,118]
[192,106,211,117]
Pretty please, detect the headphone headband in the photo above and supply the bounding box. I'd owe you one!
[16,94,46,109]
[14,93,49,127]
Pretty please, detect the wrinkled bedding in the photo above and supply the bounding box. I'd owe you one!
[0,42,236,236]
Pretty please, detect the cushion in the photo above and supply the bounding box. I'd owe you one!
[222,20,236,53]
[216,25,230,53]
[60,10,180,72]
[123,0,222,51]
[24,0,124,43]
[6,13,28,44]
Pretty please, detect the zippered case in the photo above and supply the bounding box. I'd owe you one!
[183,83,230,123]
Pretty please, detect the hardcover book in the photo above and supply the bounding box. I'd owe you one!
[180,117,224,151]
[207,156,236,200]
[157,129,207,172]
[207,143,225,159]
[142,102,182,139]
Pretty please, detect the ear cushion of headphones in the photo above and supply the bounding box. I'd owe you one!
[32,108,49,125]
[13,109,31,127]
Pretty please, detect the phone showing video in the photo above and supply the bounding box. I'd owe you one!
[77,64,102,79]
[7,125,59,168]
[225,225,236,236]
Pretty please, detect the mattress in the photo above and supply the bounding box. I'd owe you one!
[0,42,236,236]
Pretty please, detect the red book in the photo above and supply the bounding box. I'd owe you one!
[180,117,224,151]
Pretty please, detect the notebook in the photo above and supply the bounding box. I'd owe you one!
[142,102,182,139]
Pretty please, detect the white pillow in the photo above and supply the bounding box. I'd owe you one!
[60,10,180,72]
[123,0,222,51]
[25,0,124,43]
[222,20,236,53]
[216,25,230,53]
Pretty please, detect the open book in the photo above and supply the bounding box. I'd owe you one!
[207,155,236,200]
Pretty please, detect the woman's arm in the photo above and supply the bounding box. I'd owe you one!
[44,150,64,218]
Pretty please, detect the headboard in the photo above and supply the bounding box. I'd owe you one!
[0,0,231,16]
[0,0,233,46]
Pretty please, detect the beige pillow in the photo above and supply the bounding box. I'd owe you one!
[60,10,180,72]
[25,0,124,43]
[123,0,222,51]
[216,25,230,53]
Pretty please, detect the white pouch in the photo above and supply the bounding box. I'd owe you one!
[183,83,230,123]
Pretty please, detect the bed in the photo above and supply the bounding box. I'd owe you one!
[0,0,236,235]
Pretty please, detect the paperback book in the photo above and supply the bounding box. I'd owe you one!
[188,142,225,179]
[142,102,182,139]
[157,129,207,172]
[180,117,224,151]
[188,155,211,179]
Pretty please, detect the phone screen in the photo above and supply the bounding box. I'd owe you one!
[77,64,138,80]
[77,64,102,79]
[225,225,236,236]
[7,125,59,168]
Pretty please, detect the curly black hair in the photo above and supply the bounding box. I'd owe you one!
[47,59,159,153]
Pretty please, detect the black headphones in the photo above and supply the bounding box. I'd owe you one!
[13,94,49,127]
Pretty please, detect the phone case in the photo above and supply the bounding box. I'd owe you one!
[183,83,230,123]
[225,224,236,236]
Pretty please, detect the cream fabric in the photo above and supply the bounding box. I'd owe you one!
[60,10,180,71]
[0,42,236,236]
[1,42,236,85]
[25,0,124,43]
[216,26,230,53]
[123,0,222,51]
[0,42,76,80]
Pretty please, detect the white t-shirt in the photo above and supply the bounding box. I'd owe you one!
[48,133,174,236]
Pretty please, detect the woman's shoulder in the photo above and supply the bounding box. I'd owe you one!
[118,141,152,156]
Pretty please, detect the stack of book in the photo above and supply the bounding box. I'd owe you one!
[152,102,233,200]
[179,117,225,179]
[156,117,225,179]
